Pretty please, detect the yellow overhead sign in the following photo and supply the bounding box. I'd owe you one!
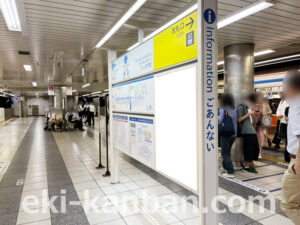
[154,11,197,70]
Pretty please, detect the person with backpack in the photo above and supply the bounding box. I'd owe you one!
[237,93,260,173]
[218,93,237,178]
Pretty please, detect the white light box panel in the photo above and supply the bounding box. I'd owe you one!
[155,63,197,191]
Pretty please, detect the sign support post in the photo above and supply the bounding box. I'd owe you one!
[197,0,218,224]
[107,50,120,184]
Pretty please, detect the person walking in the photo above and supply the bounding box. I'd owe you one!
[237,94,260,173]
[253,94,273,158]
[218,94,237,178]
[276,97,289,143]
[281,71,300,225]
[253,93,264,158]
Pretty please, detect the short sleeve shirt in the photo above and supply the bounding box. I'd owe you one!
[287,97,300,155]
[237,104,256,135]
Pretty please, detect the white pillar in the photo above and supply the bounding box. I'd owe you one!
[107,50,119,184]
[138,29,144,44]
[197,0,218,224]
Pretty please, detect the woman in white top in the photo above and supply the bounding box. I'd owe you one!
[277,99,289,125]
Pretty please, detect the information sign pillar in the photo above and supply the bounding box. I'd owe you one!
[197,0,218,224]
[107,50,119,184]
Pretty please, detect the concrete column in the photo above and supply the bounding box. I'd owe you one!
[20,96,27,118]
[53,86,67,113]
[223,43,254,165]
[74,94,79,108]
[224,43,255,105]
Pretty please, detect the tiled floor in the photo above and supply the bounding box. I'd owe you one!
[0,117,295,225]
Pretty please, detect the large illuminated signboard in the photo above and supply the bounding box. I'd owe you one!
[111,39,154,84]
[155,64,197,191]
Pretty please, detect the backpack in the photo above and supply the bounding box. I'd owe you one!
[219,109,235,137]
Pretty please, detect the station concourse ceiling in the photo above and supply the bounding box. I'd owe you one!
[0,0,300,95]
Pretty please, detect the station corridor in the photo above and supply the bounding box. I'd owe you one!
[0,118,293,225]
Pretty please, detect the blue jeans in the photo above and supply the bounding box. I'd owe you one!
[221,136,235,174]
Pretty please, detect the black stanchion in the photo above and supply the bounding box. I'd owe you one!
[96,97,105,169]
[103,94,111,177]
[96,132,105,169]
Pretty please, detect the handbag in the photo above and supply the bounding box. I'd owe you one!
[261,115,272,128]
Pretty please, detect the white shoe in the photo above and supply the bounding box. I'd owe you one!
[223,173,235,178]
[259,154,262,159]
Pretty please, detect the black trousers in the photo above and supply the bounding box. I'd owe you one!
[90,112,94,125]
[272,120,281,146]
[74,120,83,130]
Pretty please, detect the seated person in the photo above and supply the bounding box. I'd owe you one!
[55,113,63,130]
[68,111,84,131]
[48,112,56,131]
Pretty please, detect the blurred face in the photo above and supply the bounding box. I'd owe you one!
[284,84,299,101]
[257,94,263,104]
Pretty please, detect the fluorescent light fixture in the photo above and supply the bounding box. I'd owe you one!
[0,92,15,97]
[218,49,275,66]
[218,0,274,29]
[72,90,77,93]
[82,83,90,88]
[128,1,274,51]
[254,49,275,57]
[81,67,85,76]
[91,91,102,95]
[96,0,147,48]
[82,94,90,97]
[255,53,300,66]
[32,81,37,87]
[0,0,22,31]
[23,64,32,71]
[127,3,197,51]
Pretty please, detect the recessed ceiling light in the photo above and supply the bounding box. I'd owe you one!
[82,83,91,88]
[0,0,22,31]
[72,90,77,93]
[96,0,147,48]
[32,81,37,87]
[24,64,32,71]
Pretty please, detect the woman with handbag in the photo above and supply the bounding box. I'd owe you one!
[262,97,273,144]
[254,96,273,158]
